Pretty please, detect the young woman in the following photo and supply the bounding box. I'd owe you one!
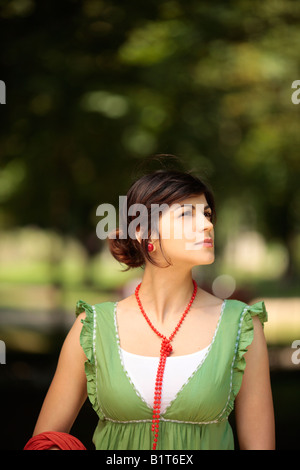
[25,168,275,450]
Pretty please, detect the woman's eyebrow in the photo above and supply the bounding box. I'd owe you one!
[175,203,211,211]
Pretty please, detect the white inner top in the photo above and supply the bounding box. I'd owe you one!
[120,346,210,414]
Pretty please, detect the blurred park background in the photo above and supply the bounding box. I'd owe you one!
[0,0,299,450]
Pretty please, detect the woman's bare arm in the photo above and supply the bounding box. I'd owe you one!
[234,315,275,449]
[33,312,88,436]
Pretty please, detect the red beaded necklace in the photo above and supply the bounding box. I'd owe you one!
[134,279,198,450]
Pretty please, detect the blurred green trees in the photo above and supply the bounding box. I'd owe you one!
[0,0,299,279]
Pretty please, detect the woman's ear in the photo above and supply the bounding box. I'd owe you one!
[135,226,142,245]
[135,228,157,253]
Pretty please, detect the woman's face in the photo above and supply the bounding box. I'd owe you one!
[152,193,215,268]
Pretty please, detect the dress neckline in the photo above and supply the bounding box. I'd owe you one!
[113,299,228,416]
[120,344,210,359]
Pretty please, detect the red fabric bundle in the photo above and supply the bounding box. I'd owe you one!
[24,431,87,450]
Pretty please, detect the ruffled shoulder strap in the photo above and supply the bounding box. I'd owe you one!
[75,299,103,418]
[76,300,95,364]
[227,300,268,415]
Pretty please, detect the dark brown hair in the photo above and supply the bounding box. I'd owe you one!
[108,166,217,270]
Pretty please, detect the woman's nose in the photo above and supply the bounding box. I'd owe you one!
[194,214,213,233]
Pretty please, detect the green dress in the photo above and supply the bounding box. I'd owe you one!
[75,297,268,450]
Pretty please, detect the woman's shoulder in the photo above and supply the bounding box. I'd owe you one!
[194,287,224,307]
[114,293,137,314]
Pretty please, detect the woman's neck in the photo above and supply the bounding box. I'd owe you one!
[136,266,196,325]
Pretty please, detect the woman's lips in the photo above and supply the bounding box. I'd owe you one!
[194,238,213,247]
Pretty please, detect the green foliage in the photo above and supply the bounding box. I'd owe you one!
[0,0,299,276]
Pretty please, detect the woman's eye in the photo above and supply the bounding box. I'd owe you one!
[179,210,212,219]
[180,211,192,217]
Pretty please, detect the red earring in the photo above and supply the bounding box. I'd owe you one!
[147,243,154,252]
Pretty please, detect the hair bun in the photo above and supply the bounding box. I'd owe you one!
[108,228,144,270]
